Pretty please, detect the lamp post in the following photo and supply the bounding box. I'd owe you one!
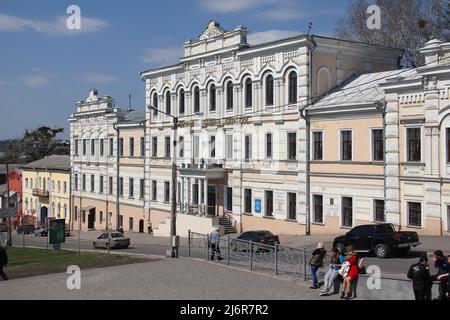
[147,105,179,258]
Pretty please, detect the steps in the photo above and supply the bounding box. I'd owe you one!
[218,216,237,235]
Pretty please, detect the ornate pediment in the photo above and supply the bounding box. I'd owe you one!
[199,21,226,40]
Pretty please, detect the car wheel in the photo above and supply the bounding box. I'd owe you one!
[375,244,389,259]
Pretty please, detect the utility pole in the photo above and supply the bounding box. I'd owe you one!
[6,163,12,246]
[147,105,179,258]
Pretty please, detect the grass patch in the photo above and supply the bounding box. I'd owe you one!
[3,247,158,280]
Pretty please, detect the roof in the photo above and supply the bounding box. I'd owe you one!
[21,155,70,171]
[0,164,22,175]
[311,69,417,109]
[119,109,146,125]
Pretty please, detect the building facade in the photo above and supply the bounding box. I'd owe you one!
[21,155,71,226]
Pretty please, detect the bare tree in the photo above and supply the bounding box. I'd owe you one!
[336,0,449,67]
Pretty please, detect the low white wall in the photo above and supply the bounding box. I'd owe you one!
[153,214,223,237]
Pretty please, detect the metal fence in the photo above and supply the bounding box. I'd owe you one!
[187,230,325,280]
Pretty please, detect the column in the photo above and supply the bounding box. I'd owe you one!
[204,178,208,216]
[197,179,201,214]
[181,177,185,213]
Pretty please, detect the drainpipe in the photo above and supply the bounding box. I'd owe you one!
[376,101,387,222]
[113,123,120,231]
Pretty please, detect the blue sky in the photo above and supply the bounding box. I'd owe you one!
[0,0,350,139]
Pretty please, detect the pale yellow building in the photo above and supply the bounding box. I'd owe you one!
[22,155,71,226]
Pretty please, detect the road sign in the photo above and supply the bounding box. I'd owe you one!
[0,207,17,218]
[48,219,66,244]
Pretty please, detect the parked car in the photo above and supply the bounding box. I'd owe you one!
[333,223,421,258]
[16,224,35,235]
[93,232,130,249]
[34,227,48,237]
[0,222,8,233]
[233,230,280,252]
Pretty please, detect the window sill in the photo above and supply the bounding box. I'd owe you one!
[406,224,423,229]
[243,212,253,216]
[312,222,325,226]
[340,226,352,230]
[401,162,425,166]
[263,215,275,220]
[285,218,298,223]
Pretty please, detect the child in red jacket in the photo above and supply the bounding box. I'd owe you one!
[341,245,358,300]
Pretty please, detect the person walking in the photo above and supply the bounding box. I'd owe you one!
[309,242,326,289]
[431,250,449,300]
[407,256,432,300]
[0,243,8,281]
[320,248,342,296]
[341,245,358,300]
[209,228,223,261]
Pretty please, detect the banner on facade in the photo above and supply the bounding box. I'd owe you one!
[48,219,66,244]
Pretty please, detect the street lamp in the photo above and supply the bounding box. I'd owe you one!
[147,105,179,258]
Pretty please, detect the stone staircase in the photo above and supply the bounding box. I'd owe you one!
[218,216,237,235]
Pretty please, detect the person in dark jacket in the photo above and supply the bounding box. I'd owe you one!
[0,243,8,281]
[407,256,432,300]
[309,242,326,289]
[431,250,449,300]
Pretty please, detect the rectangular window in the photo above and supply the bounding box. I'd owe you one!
[342,197,353,227]
[129,178,134,198]
[83,139,87,156]
[193,135,200,159]
[266,133,272,159]
[225,134,233,160]
[90,175,95,192]
[82,174,86,191]
[372,129,384,161]
[129,217,134,231]
[164,181,170,202]
[91,139,95,156]
[74,139,79,156]
[244,135,252,161]
[119,177,123,196]
[64,182,67,193]
[140,137,145,157]
[287,192,296,220]
[119,138,124,156]
[407,128,421,162]
[152,180,157,201]
[152,137,158,157]
[99,211,103,224]
[313,132,323,160]
[52,180,55,191]
[226,187,233,211]
[210,136,216,158]
[374,199,385,222]
[99,176,104,194]
[74,206,78,221]
[244,189,252,214]
[129,137,134,157]
[179,136,184,158]
[57,181,60,193]
[74,174,78,191]
[265,190,273,217]
[140,179,145,199]
[108,212,112,225]
[82,210,86,223]
[341,131,352,161]
[109,177,113,195]
[287,132,296,160]
[408,202,422,227]
[100,139,104,157]
[109,138,114,156]
[165,137,171,158]
[313,195,323,223]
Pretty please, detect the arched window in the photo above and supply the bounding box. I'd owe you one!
[209,84,216,112]
[245,78,252,108]
[317,67,331,96]
[165,91,171,115]
[193,86,200,113]
[265,75,274,106]
[288,71,297,104]
[226,81,233,111]
[152,92,158,116]
[179,89,185,114]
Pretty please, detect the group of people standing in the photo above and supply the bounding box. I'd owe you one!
[309,243,363,300]
[407,250,449,300]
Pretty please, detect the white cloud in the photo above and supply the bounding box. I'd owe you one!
[0,14,108,35]
[81,72,118,84]
[259,9,305,20]
[198,0,271,12]
[22,69,57,88]
[141,47,183,66]
[248,30,300,45]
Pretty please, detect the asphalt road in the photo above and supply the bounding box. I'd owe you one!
[8,233,439,279]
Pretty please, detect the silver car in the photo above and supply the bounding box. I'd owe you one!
[93,232,130,249]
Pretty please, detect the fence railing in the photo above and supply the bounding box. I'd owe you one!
[187,230,325,280]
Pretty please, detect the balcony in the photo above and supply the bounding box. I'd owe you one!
[32,188,49,197]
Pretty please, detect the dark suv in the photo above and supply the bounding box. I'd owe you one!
[333,223,420,258]
[17,224,36,235]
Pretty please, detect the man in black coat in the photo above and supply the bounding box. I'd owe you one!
[0,244,8,280]
[407,256,432,300]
